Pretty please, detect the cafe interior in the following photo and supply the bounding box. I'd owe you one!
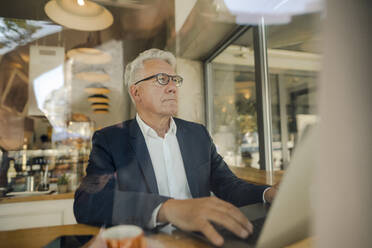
[0,0,371,247]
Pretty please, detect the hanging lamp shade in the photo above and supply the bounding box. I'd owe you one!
[67,48,112,64]
[88,94,109,103]
[91,102,109,109]
[85,85,110,94]
[45,0,113,31]
[76,71,110,82]
[66,33,112,64]
[93,108,109,114]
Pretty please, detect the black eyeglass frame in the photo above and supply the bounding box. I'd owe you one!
[134,73,183,87]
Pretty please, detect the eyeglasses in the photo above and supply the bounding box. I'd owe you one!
[134,73,183,87]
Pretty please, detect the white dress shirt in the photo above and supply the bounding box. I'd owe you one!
[136,114,192,228]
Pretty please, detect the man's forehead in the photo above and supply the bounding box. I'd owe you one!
[142,59,175,75]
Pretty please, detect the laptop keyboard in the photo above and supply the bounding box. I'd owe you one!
[214,216,266,245]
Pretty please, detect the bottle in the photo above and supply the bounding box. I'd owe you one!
[21,138,28,171]
[7,160,17,184]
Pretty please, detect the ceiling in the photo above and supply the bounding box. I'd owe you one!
[233,13,323,54]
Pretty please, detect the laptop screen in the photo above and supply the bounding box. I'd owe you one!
[256,127,316,248]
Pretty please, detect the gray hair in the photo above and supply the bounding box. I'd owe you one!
[124,48,176,103]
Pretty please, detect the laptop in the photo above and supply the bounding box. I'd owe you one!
[192,126,316,248]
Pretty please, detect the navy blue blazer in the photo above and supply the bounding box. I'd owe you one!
[74,118,268,228]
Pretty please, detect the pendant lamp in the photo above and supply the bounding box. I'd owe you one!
[93,108,109,114]
[91,102,109,109]
[67,47,112,64]
[88,94,109,103]
[45,0,113,31]
[85,85,110,94]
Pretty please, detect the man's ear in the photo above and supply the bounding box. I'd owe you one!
[130,85,140,102]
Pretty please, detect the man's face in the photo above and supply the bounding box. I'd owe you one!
[132,59,178,117]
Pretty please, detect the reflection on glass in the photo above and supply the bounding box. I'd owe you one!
[267,13,322,169]
[211,42,259,168]
[1,69,28,115]
[34,65,64,112]
[209,12,321,171]
[223,0,323,25]
[0,16,125,197]
[0,18,61,55]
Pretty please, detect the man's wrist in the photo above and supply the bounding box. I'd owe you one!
[157,199,174,223]
[148,204,163,228]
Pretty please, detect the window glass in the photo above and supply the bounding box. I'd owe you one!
[267,13,322,169]
[0,17,126,191]
[211,29,260,168]
[209,13,322,171]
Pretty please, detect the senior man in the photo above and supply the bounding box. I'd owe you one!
[74,48,277,246]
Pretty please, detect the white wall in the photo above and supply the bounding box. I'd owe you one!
[176,58,205,125]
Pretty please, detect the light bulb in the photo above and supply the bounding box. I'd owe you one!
[77,0,85,6]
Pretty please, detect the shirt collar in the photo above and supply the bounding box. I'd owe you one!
[136,113,177,138]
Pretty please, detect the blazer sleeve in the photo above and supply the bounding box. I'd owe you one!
[204,127,269,206]
[73,130,170,228]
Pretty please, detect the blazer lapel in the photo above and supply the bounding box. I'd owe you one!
[128,119,159,194]
[175,120,200,198]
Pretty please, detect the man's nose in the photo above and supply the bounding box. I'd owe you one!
[165,80,177,93]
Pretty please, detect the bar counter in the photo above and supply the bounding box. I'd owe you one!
[0,224,312,248]
[0,167,282,204]
[0,192,74,204]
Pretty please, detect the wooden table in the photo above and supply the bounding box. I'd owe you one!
[0,224,311,248]
[229,166,284,186]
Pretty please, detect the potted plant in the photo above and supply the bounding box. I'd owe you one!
[57,174,69,193]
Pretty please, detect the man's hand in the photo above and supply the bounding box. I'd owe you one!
[264,183,280,203]
[157,196,253,246]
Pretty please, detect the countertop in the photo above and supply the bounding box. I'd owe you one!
[0,192,74,204]
[0,166,283,204]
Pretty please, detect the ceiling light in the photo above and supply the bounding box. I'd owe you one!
[93,108,109,114]
[85,85,110,94]
[222,0,323,24]
[91,103,109,109]
[77,0,85,6]
[44,0,114,31]
[88,94,109,103]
